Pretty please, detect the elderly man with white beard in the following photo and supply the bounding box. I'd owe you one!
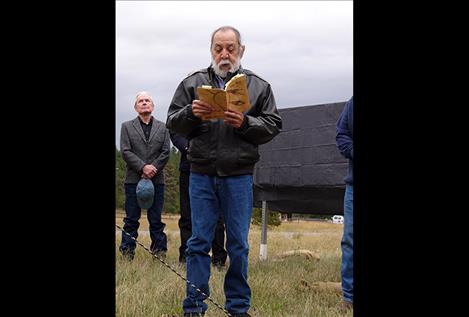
[166,26,282,317]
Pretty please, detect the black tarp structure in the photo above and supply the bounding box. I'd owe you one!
[253,102,348,215]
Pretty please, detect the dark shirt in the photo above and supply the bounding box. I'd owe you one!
[170,131,190,172]
[138,116,153,141]
[336,97,353,185]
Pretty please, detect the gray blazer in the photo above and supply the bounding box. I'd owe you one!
[120,116,170,184]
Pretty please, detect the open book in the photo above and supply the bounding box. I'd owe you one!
[196,74,251,120]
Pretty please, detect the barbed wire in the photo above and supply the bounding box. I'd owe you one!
[116,224,232,317]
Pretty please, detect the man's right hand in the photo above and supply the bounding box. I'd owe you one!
[142,164,157,179]
[191,100,213,118]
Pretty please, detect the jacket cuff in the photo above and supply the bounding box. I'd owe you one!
[236,115,249,132]
[186,104,200,121]
[138,163,146,174]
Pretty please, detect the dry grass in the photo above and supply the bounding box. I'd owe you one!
[116,210,352,317]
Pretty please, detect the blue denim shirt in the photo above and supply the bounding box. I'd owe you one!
[336,97,353,184]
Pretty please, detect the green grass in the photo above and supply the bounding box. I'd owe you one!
[116,212,352,317]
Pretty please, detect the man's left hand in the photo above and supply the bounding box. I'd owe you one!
[224,109,244,128]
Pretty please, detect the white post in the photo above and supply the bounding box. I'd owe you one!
[259,201,268,260]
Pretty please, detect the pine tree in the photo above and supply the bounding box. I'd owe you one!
[115,147,126,209]
[251,207,281,227]
[163,147,181,214]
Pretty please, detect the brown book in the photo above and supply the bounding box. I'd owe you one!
[196,74,251,120]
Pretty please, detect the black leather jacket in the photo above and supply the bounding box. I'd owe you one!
[167,66,282,176]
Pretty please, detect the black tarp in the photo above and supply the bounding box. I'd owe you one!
[253,102,348,215]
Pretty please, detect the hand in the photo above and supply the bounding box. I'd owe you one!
[191,100,213,118]
[142,164,157,179]
[224,109,244,128]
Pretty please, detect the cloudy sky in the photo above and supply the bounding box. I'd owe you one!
[116,1,353,148]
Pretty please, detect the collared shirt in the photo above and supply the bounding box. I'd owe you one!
[138,116,153,141]
[214,74,226,89]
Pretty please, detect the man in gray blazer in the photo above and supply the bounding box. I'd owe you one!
[119,91,171,261]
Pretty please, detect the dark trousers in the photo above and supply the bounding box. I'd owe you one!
[119,183,167,254]
[179,171,227,264]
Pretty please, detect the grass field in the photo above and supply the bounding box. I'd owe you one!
[116,210,352,317]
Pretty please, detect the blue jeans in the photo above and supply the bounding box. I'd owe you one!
[183,173,253,315]
[119,183,167,253]
[341,184,353,303]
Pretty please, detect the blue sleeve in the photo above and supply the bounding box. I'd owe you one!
[169,130,188,155]
[336,97,353,160]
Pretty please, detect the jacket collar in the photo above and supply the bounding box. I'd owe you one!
[148,118,161,142]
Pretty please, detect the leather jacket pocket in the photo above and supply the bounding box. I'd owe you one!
[187,124,211,164]
[237,140,259,164]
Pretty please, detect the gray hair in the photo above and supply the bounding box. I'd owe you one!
[134,91,154,107]
[210,26,243,49]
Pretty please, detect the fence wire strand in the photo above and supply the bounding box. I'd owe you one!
[116,224,232,317]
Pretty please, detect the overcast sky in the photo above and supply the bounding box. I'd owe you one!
[116,1,353,148]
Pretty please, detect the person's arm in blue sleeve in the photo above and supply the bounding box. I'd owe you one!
[169,130,189,155]
[336,97,353,160]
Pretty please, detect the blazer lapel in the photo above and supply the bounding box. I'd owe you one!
[148,116,161,142]
[132,117,147,142]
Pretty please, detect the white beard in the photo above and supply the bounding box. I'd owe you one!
[211,57,241,78]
